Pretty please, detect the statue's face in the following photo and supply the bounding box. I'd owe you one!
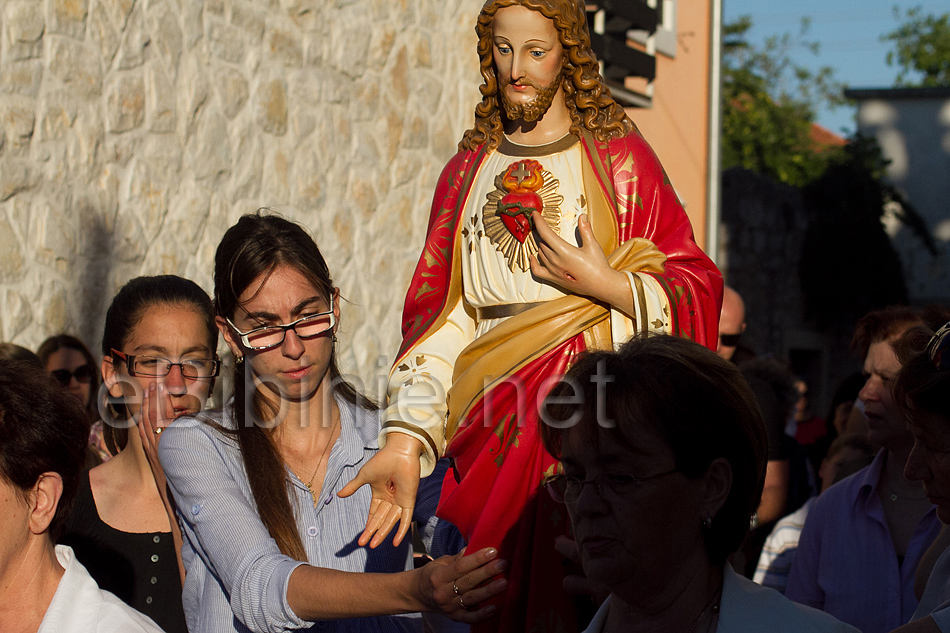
[491,5,564,123]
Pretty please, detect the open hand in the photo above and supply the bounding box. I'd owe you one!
[137,382,174,485]
[529,212,631,311]
[338,433,423,548]
[416,547,508,623]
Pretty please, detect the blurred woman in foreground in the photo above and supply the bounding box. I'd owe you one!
[540,334,859,633]
[892,322,950,632]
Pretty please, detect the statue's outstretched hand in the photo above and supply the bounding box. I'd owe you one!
[338,433,423,548]
[529,212,632,312]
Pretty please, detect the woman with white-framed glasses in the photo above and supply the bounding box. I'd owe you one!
[150,211,506,633]
[59,274,219,633]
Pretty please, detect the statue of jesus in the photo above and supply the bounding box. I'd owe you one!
[341,1,723,629]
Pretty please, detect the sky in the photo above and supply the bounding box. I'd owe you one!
[722,0,949,137]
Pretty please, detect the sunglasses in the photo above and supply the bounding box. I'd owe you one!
[719,333,742,347]
[927,322,950,371]
[51,364,97,386]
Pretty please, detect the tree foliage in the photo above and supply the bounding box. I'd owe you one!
[797,136,937,326]
[721,17,847,188]
[882,7,950,87]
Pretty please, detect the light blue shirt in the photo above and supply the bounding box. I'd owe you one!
[159,397,463,633]
[786,450,940,633]
[583,565,859,632]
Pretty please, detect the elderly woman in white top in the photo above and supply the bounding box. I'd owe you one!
[539,334,860,633]
[0,362,162,633]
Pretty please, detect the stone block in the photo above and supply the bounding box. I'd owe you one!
[88,1,120,65]
[0,216,25,281]
[228,127,262,200]
[146,64,176,132]
[2,289,33,339]
[204,0,225,16]
[1,103,36,155]
[106,73,146,133]
[125,158,168,240]
[231,2,264,43]
[290,105,315,141]
[261,148,291,203]
[207,19,246,64]
[283,0,322,32]
[44,286,70,334]
[148,2,184,73]
[48,38,101,97]
[46,0,89,39]
[3,2,46,61]
[387,46,409,104]
[213,66,248,119]
[1,60,43,97]
[99,0,135,31]
[115,8,150,70]
[294,145,324,209]
[178,55,209,137]
[0,158,32,200]
[255,78,287,136]
[410,32,432,68]
[184,107,231,183]
[266,28,302,67]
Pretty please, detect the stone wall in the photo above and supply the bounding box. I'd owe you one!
[0,0,482,391]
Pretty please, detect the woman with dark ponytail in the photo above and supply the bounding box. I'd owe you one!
[153,211,506,633]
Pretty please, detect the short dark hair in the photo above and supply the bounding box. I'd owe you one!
[0,342,43,367]
[894,324,950,422]
[0,360,90,539]
[540,334,768,565]
[851,306,925,360]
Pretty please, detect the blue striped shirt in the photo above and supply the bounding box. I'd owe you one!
[159,397,463,633]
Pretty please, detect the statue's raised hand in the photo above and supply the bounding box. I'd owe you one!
[529,212,633,313]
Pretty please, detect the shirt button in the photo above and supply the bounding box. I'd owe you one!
[153,535,161,543]
[151,554,159,563]
[191,503,201,516]
[146,596,153,605]
[307,526,318,537]
[151,576,158,584]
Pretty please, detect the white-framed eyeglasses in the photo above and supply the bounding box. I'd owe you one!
[227,296,336,350]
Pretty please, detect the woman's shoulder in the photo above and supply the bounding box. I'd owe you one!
[720,567,859,632]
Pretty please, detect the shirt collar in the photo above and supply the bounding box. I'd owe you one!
[854,449,889,513]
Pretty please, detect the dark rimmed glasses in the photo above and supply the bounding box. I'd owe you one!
[110,349,220,380]
[543,468,679,504]
[928,321,950,371]
[51,365,96,386]
[226,296,336,351]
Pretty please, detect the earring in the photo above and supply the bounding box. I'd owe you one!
[235,355,245,365]
[702,517,712,530]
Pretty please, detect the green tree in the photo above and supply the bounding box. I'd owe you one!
[882,7,950,87]
[722,17,846,187]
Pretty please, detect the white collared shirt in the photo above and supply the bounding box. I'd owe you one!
[38,545,164,633]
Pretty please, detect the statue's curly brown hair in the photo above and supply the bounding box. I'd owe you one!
[459,0,635,152]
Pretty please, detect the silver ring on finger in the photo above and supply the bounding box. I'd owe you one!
[459,595,472,610]
[452,582,461,596]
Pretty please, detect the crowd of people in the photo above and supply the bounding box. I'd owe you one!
[2,1,949,633]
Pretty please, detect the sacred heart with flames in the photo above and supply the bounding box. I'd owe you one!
[482,159,563,273]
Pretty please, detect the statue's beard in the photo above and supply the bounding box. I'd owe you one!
[499,75,562,123]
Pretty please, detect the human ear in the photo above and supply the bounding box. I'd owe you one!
[101,356,123,398]
[331,287,341,333]
[216,316,244,359]
[700,457,732,521]
[29,472,64,536]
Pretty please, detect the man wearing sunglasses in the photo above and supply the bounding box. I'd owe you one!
[717,286,754,364]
